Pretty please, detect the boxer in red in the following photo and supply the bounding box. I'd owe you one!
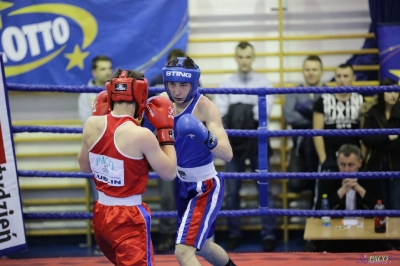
[78,68,177,266]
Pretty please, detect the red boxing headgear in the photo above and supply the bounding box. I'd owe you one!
[106,70,148,119]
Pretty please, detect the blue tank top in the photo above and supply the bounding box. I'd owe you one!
[174,92,214,168]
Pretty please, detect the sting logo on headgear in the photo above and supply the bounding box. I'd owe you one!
[106,70,149,119]
[115,84,127,91]
[162,57,201,103]
[165,71,192,78]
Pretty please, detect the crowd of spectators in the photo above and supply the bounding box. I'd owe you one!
[214,44,399,252]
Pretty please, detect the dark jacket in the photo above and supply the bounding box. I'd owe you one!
[316,178,381,210]
[362,103,400,171]
[222,103,272,159]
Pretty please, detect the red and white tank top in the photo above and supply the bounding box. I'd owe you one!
[88,113,149,198]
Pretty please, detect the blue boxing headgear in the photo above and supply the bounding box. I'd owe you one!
[162,57,200,102]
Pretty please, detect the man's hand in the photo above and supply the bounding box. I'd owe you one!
[341,178,355,191]
[350,178,366,198]
[338,178,358,199]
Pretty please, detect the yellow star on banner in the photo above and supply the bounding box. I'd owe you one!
[389,70,400,80]
[64,44,89,70]
[0,2,14,29]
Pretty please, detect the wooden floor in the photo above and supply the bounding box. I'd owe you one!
[2,250,400,265]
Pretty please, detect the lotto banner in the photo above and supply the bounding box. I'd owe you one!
[0,0,189,85]
[377,24,400,81]
[0,56,27,256]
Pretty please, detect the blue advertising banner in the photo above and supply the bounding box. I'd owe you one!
[0,0,189,85]
[377,24,400,81]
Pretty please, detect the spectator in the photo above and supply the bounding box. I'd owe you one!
[315,144,381,211]
[214,41,276,252]
[284,55,324,196]
[360,78,397,128]
[309,144,386,252]
[313,64,363,173]
[148,48,186,254]
[312,64,363,211]
[361,79,400,210]
[78,55,113,126]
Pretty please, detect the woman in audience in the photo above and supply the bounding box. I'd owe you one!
[361,78,400,210]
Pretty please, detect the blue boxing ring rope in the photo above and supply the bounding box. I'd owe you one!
[7,83,400,221]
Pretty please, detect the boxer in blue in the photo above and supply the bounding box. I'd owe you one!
[146,57,236,266]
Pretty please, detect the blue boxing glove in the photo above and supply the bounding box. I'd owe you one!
[176,114,218,150]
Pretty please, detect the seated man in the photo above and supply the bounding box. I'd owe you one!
[309,144,390,252]
[315,144,381,211]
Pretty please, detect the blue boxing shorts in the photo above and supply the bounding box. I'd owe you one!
[175,174,224,250]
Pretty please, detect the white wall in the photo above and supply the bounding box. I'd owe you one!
[186,0,371,157]
[188,0,371,87]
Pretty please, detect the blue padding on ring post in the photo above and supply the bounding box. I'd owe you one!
[258,91,268,208]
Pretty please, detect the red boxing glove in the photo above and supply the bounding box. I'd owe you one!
[92,90,110,116]
[145,96,174,145]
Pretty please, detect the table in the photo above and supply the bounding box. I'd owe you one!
[304,217,400,240]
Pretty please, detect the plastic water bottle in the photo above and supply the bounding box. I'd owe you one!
[374,200,386,233]
[321,193,331,227]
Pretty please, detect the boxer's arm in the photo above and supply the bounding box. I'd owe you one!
[313,112,326,164]
[78,119,93,173]
[203,100,233,162]
[177,99,232,162]
[137,128,177,181]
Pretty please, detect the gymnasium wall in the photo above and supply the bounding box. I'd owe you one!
[188,0,370,87]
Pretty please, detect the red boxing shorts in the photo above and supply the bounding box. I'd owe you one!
[92,202,154,266]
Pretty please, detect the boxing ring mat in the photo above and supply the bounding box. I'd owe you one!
[2,250,400,265]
